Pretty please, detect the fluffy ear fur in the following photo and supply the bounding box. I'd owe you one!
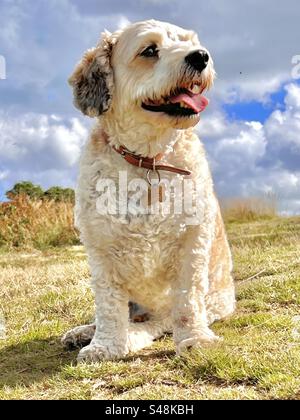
[68,31,117,117]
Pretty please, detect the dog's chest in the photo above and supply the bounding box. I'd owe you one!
[76,134,210,262]
[77,160,188,277]
[79,152,194,232]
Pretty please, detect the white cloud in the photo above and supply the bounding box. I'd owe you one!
[200,83,300,214]
[285,83,300,109]
[262,84,300,172]
[0,112,89,195]
[0,0,130,93]
[0,170,9,181]
[117,16,131,29]
[214,76,287,105]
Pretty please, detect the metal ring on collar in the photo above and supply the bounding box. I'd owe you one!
[147,169,161,186]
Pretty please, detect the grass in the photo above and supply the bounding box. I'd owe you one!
[221,196,277,223]
[0,196,79,250]
[0,215,300,400]
[0,195,277,251]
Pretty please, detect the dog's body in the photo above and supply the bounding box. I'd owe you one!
[62,20,235,362]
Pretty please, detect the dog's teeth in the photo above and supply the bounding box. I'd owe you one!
[191,84,201,94]
[179,102,189,109]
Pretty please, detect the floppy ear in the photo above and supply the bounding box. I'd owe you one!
[68,31,116,117]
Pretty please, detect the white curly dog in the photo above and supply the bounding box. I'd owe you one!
[62,20,235,362]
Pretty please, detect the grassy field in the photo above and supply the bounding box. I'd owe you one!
[0,216,300,400]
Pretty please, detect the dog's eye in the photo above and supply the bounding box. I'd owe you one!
[140,45,159,58]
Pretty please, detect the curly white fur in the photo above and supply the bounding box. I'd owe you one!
[62,20,235,362]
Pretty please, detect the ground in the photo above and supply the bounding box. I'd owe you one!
[0,217,300,400]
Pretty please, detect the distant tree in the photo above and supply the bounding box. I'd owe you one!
[6,182,44,200]
[44,187,75,202]
[6,182,75,203]
[62,188,75,202]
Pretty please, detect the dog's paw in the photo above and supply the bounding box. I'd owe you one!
[61,324,95,350]
[77,343,127,363]
[176,328,222,355]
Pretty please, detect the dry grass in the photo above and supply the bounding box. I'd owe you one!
[0,196,79,250]
[222,196,277,223]
[0,217,300,400]
[0,195,279,251]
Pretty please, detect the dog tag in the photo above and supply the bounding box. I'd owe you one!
[148,183,166,206]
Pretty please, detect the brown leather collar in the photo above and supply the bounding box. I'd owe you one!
[103,131,191,177]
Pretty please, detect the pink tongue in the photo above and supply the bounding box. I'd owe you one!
[170,92,209,113]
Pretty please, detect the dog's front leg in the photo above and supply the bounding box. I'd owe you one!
[173,225,221,355]
[78,262,129,363]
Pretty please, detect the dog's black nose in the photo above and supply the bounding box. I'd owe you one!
[185,50,209,72]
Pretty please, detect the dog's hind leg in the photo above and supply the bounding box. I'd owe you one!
[129,302,150,323]
[127,315,172,353]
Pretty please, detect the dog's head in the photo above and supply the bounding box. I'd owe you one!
[69,20,215,130]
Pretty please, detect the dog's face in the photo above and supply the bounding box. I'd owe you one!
[69,20,215,130]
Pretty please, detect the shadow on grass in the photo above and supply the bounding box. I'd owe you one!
[0,335,176,390]
[0,337,77,389]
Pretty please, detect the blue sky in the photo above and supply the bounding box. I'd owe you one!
[223,87,288,124]
[0,0,300,213]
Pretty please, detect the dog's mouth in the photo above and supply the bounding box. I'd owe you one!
[141,83,209,117]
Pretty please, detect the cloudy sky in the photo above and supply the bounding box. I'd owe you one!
[0,0,299,213]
